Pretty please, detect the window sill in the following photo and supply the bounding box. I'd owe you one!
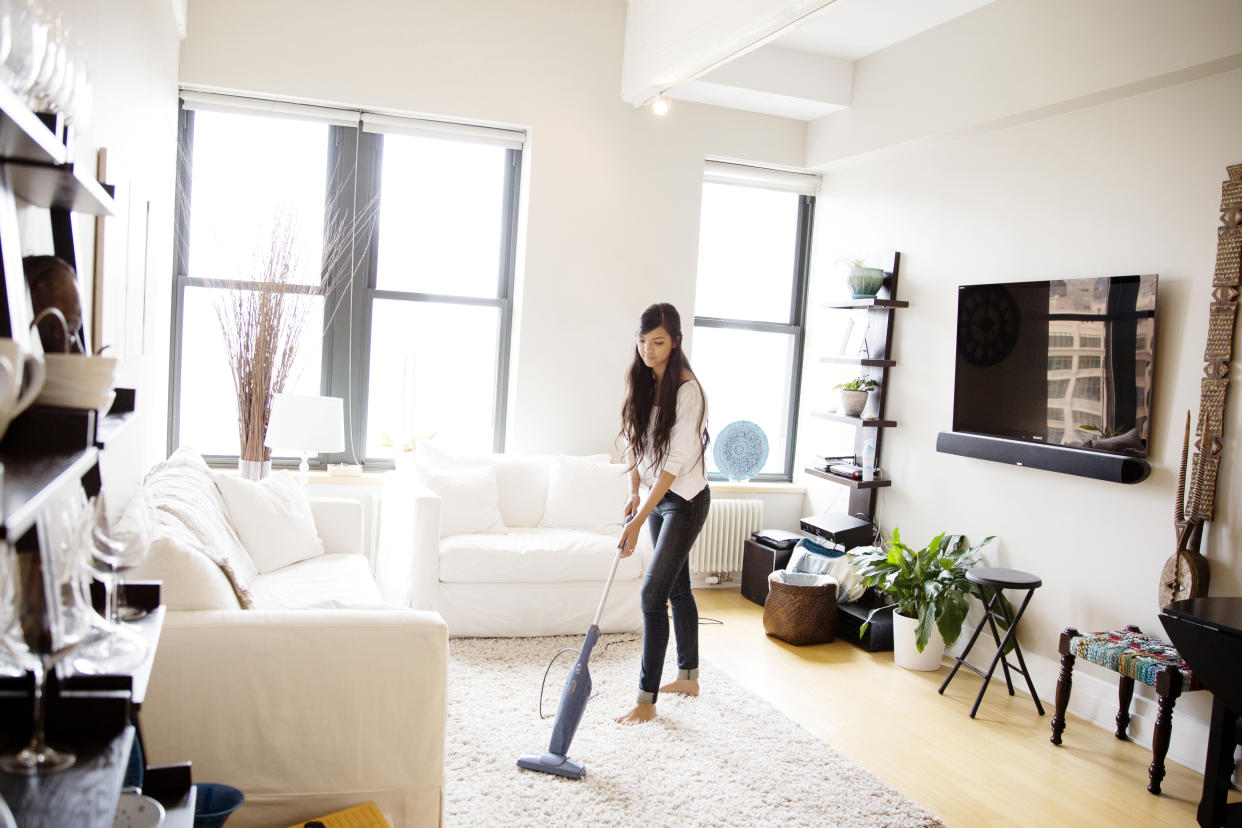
[711,481,805,495]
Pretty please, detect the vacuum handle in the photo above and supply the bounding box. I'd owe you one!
[592,550,623,628]
[592,515,633,627]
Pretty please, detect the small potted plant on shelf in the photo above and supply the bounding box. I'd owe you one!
[381,431,436,471]
[832,376,878,417]
[852,528,996,671]
[844,257,886,299]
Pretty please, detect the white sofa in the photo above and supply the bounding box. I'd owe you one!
[128,448,447,828]
[376,448,653,637]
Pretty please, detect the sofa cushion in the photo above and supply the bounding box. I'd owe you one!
[414,466,507,537]
[135,447,258,608]
[214,471,325,573]
[540,455,629,534]
[249,553,384,609]
[438,527,643,584]
[129,531,243,611]
[416,443,550,527]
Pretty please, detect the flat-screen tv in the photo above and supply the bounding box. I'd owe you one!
[951,274,1157,458]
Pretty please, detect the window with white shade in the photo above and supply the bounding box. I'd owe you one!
[691,161,817,480]
[170,94,523,465]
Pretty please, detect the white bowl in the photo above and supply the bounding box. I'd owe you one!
[43,353,119,376]
[113,791,165,827]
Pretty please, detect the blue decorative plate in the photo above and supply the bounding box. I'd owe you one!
[714,420,769,481]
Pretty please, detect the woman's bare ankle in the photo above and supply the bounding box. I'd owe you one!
[659,677,699,696]
[615,702,657,725]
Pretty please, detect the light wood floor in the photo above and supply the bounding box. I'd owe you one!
[694,587,1237,828]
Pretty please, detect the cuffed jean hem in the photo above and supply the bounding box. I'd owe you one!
[636,669,699,704]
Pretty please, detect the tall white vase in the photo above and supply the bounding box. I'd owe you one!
[238,459,271,480]
[892,611,946,671]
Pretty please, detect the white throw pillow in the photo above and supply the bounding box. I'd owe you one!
[540,455,630,534]
[214,471,325,574]
[416,466,507,538]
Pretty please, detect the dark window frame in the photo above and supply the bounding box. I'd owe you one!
[692,190,814,482]
[168,101,522,469]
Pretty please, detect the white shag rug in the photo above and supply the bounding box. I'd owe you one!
[445,634,944,828]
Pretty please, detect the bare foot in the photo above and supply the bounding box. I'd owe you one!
[615,702,656,725]
[659,678,699,697]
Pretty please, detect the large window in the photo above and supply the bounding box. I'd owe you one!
[170,95,522,465]
[691,161,817,480]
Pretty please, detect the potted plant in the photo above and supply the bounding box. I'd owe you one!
[852,528,996,671]
[832,376,878,417]
[213,201,376,479]
[381,431,436,471]
[844,257,886,299]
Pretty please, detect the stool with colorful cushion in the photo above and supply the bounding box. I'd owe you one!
[1050,624,1204,794]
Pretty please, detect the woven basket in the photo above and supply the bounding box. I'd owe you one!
[762,572,839,645]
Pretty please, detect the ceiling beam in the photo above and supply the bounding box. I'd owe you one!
[621,0,837,107]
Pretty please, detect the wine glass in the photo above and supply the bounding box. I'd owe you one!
[0,539,77,775]
[0,0,45,101]
[71,493,149,675]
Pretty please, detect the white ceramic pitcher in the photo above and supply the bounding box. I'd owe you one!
[0,338,46,441]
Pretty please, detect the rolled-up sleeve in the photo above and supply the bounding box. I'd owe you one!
[661,382,705,478]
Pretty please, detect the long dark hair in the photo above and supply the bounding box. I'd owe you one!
[620,303,709,474]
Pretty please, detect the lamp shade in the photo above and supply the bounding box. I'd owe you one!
[265,394,345,454]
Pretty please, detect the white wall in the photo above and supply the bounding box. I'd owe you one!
[178,0,806,459]
[798,0,1242,774]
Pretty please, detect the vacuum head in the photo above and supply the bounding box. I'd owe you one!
[516,751,585,779]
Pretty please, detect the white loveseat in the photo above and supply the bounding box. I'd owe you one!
[376,447,653,637]
[128,448,447,828]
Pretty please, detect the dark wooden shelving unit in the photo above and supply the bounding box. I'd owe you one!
[804,466,893,489]
[0,84,181,828]
[820,355,896,368]
[807,251,905,521]
[5,159,115,215]
[811,411,897,428]
[823,297,910,310]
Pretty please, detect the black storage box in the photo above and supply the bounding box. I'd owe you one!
[836,591,895,651]
[741,539,795,605]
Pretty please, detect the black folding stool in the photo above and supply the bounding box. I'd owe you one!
[939,566,1046,718]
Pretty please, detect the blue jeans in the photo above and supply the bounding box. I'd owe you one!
[637,485,711,703]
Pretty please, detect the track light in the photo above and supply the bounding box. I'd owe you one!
[651,94,670,116]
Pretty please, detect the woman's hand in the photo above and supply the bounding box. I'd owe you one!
[618,513,643,558]
[623,493,640,521]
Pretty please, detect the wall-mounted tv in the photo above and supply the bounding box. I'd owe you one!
[938,274,1156,483]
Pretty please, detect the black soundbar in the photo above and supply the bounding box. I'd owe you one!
[935,431,1151,484]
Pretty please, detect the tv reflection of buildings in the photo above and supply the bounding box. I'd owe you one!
[1044,278,1155,449]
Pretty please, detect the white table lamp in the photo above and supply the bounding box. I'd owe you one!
[266,394,345,485]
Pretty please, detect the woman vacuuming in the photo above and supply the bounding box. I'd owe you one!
[615,303,711,726]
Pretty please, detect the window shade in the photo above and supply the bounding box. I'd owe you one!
[179,90,361,127]
[703,160,819,196]
[360,113,525,149]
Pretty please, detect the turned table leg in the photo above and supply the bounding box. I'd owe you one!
[1051,627,1078,745]
[1148,667,1184,795]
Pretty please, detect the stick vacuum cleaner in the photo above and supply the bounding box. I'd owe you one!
[516,520,629,779]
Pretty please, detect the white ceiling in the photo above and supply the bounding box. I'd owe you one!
[671,0,997,120]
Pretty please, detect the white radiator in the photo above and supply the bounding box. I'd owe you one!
[688,498,763,574]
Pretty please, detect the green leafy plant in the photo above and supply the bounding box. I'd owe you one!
[852,528,996,652]
[833,376,878,392]
[380,431,436,453]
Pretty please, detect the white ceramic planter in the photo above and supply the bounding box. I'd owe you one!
[839,389,868,417]
[892,611,946,671]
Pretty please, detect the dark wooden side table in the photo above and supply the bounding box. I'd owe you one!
[1160,597,1242,828]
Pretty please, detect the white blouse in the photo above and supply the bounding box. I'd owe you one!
[637,379,709,501]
